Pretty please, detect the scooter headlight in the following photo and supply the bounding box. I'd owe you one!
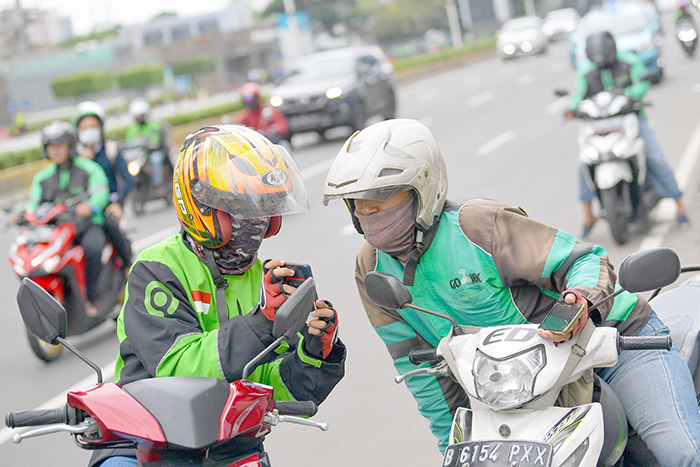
[612,140,630,157]
[679,29,697,42]
[473,345,545,410]
[128,160,141,176]
[582,146,599,162]
[12,264,27,277]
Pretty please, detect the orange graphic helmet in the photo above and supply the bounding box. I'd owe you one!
[173,124,309,248]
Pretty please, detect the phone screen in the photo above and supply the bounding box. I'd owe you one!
[538,302,585,334]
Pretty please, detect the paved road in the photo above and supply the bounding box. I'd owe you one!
[2,21,700,466]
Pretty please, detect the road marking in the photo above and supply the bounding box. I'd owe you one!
[638,118,700,251]
[546,96,570,115]
[468,91,494,107]
[477,131,516,157]
[517,73,536,87]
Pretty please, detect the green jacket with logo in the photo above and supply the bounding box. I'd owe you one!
[569,51,649,111]
[355,199,651,452]
[125,119,166,148]
[26,157,109,225]
[115,234,346,406]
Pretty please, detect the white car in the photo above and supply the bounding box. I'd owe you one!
[497,16,548,59]
[543,8,580,40]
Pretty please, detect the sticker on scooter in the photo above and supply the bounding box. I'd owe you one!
[442,440,552,467]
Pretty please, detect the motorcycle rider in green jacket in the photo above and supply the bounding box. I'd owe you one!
[323,119,700,465]
[96,124,346,467]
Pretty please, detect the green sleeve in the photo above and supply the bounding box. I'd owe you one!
[569,64,592,110]
[25,167,51,212]
[621,53,650,100]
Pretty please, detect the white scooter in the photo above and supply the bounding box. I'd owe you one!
[558,90,658,245]
[365,248,694,467]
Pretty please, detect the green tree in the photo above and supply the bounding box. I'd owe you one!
[357,0,448,45]
[262,0,359,33]
[171,56,216,77]
[117,64,164,91]
[50,71,113,99]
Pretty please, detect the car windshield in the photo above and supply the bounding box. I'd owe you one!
[578,10,648,37]
[545,9,577,21]
[502,18,541,32]
[283,54,356,84]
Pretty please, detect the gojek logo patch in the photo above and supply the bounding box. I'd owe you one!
[191,290,212,314]
[145,281,179,316]
[449,268,482,289]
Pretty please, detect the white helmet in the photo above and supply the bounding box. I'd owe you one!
[129,98,150,118]
[323,119,448,230]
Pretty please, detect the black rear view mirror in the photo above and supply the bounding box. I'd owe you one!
[272,277,317,339]
[619,248,680,293]
[365,272,413,310]
[17,278,67,345]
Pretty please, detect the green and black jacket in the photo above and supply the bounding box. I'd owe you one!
[115,234,346,406]
[355,199,651,452]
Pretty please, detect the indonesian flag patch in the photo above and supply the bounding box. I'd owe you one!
[191,290,212,314]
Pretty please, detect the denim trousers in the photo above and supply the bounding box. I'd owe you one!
[149,150,164,187]
[99,456,137,467]
[597,312,700,466]
[578,116,683,202]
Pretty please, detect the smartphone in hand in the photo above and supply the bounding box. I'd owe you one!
[282,263,313,288]
[538,301,586,334]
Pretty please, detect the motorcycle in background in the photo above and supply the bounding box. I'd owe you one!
[7,199,126,362]
[557,89,658,245]
[5,277,328,466]
[677,18,698,57]
[365,248,697,467]
[122,138,173,216]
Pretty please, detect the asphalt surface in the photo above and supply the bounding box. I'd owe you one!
[2,17,700,466]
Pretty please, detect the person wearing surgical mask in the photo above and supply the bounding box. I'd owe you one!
[73,101,134,276]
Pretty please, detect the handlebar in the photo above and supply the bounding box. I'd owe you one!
[408,349,442,365]
[617,335,672,353]
[5,407,69,429]
[275,400,318,417]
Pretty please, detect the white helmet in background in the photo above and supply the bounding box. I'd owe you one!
[323,119,448,230]
[129,98,151,119]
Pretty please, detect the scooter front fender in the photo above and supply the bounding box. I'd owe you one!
[595,162,633,190]
[449,404,605,467]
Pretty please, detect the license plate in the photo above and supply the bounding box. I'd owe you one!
[289,114,326,129]
[443,440,552,467]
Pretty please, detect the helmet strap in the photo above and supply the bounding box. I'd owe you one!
[402,217,441,286]
[203,247,230,330]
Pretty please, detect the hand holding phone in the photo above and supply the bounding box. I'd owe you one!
[538,301,587,334]
[280,262,313,288]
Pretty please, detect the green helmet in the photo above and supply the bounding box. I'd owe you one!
[72,101,106,128]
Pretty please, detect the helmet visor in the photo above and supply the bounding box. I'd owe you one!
[322,186,411,206]
[192,144,310,219]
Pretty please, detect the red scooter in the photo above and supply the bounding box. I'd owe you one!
[8,200,126,362]
[5,277,327,466]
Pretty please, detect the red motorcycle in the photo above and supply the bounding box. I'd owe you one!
[8,201,126,362]
[5,277,327,466]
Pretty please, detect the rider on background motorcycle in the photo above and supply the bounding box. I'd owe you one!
[124,98,169,195]
[236,82,289,145]
[95,124,346,467]
[565,31,689,237]
[322,119,700,464]
[676,0,696,25]
[73,101,133,271]
[19,121,110,317]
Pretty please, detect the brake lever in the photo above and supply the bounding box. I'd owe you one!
[394,361,450,384]
[12,420,96,444]
[263,410,328,431]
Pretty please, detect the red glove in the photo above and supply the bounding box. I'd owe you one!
[260,262,289,321]
[306,300,339,359]
[561,289,589,336]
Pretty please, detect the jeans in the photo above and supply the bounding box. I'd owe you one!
[578,116,683,202]
[149,150,164,187]
[75,224,106,303]
[597,311,700,466]
[99,456,137,467]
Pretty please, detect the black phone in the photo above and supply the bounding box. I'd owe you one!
[538,301,586,334]
[282,263,313,288]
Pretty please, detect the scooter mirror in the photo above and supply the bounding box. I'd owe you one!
[619,248,681,293]
[16,278,67,345]
[554,89,569,97]
[364,272,413,310]
[272,277,317,339]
